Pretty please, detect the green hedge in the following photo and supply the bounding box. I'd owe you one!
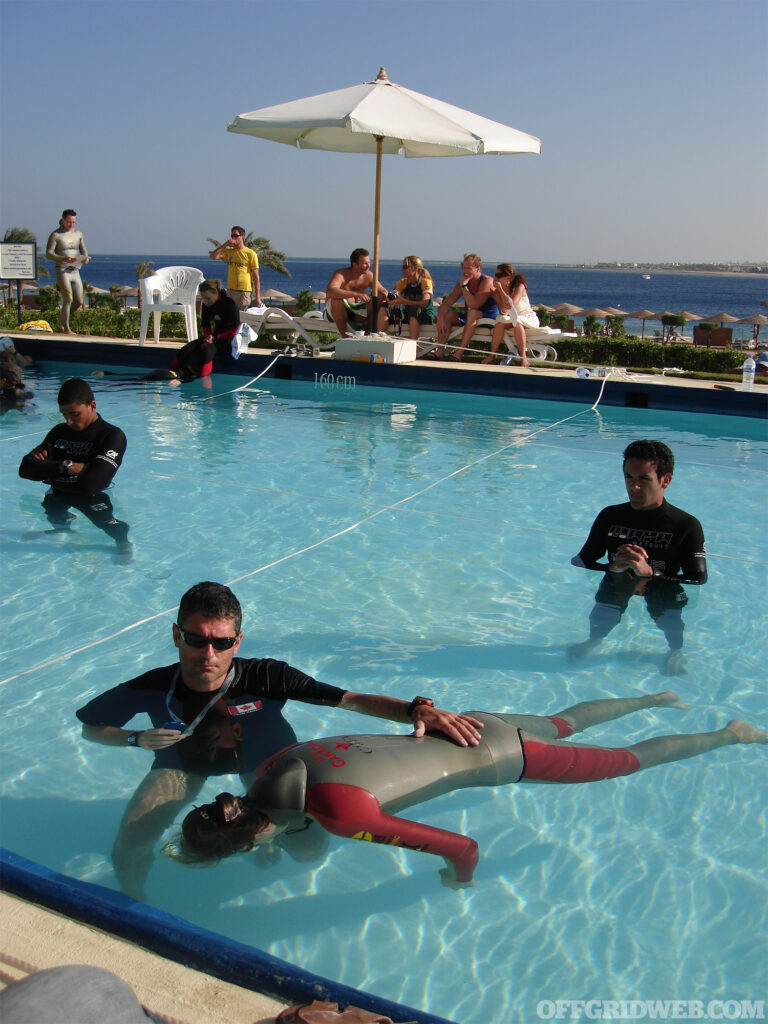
[0,306,192,340]
[553,337,745,373]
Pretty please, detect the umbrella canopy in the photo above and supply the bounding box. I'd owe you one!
[311,290,327,302]
[228,67,541,293]
[262,288,296,304]
[116,286,138,297]
[551,302,583,315]
[602,306,626,317]
[738,313,768,342]
[580,307,610,318]
[627,308,659,340]
[702,312,740,325]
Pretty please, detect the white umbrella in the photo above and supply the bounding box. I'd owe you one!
[228,67,541,295]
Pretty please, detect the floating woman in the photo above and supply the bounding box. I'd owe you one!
[177,693,766,886]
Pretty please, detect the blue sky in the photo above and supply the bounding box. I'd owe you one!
[1,0,766,262]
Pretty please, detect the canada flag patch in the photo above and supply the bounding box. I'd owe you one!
[227,701,263,716]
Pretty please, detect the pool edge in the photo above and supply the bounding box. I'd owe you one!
[0,849,458,1024]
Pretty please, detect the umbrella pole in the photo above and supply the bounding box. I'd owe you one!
[371,135,383,332]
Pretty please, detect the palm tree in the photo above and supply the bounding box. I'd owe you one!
[2,227,50,304]
[135,261,155,309]
[205,233,291,277]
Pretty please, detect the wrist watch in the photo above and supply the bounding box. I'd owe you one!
[408,696,434,719]
[126,731,143,748]
[61,459,73,472]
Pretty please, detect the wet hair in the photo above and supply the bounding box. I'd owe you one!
[178,793,269,862]
[462,253,482,269]
[61,209,77,220]
[230,226,245,237]
[623,440,674,480]
[177,581,242,632]
[350,248,369,266]
[58,377,94,406]
[401,256,423,270]
[199,279,222,295]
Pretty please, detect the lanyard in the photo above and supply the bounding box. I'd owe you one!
[165,665,236,737]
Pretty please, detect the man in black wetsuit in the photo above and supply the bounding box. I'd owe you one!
[76,581,484,900]
[569,439,707,675]
[18,377,130,556]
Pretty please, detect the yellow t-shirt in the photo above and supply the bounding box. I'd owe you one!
[223,247,259,291]
[394,271,433,297]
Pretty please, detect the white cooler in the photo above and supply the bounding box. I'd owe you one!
[333,336,417,364]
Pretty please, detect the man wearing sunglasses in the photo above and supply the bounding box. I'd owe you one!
[76,581,483,900]
[208,226,261,310]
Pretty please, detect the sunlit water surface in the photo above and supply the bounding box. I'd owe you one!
[1,365,766,1024]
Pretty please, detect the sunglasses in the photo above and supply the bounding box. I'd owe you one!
[495,271,509,278]
[175,626,239,650]
[230,233,242,238]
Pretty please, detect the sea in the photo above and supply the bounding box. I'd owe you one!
[60,254,768,342]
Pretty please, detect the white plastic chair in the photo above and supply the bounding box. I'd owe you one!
[139,266,204,345]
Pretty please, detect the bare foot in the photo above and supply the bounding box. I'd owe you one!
[653,691,690,710]
[481,355,494,364]
[726,720,768,744]
[521,359,530,368]
[663,650,687,676]
[566,638,601,661]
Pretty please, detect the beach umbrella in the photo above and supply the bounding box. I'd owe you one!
[627,309,658,341]
[311,290,327,306]
[737,313,768,343]
[602,306,625,317]
[702,312,739,326]
[227,67,541,298]
[551,303,583,315]
[580,307,610,318]
[262,288,296,305]
[674,310,701,339]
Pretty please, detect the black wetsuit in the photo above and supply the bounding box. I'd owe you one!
[75,658,346,776]
[572,499,707,648]
[18,415,128,544]
[201,290,241,359]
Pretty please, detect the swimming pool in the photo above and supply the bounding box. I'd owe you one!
[1,364,766,1023]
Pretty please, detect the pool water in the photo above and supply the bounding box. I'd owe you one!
[1,365,766,1023]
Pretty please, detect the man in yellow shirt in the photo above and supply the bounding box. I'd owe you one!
[209,226,260,310]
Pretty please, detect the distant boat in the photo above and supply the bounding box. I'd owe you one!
[642,274,651,280]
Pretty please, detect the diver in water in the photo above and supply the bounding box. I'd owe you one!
[178,692,766,886]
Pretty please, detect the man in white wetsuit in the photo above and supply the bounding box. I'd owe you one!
[46,209,89,333]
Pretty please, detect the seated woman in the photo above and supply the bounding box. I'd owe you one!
[177,692,766,887]
[198,278,240,359]
[383,256,437,340]
[92,279,239,385]
[483,264,539,367]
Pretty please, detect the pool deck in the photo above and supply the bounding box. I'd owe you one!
[5,328,767,418]
[0,891,287,1023]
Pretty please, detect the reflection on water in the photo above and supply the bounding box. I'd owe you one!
[1,366,766,1022]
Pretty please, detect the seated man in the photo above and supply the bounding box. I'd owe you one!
[435,254,499,360]
[324,248,388,338]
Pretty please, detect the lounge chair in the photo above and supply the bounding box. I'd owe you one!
[239,307,334,353]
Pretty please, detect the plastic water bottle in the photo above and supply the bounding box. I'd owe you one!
[741,355,756,392]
